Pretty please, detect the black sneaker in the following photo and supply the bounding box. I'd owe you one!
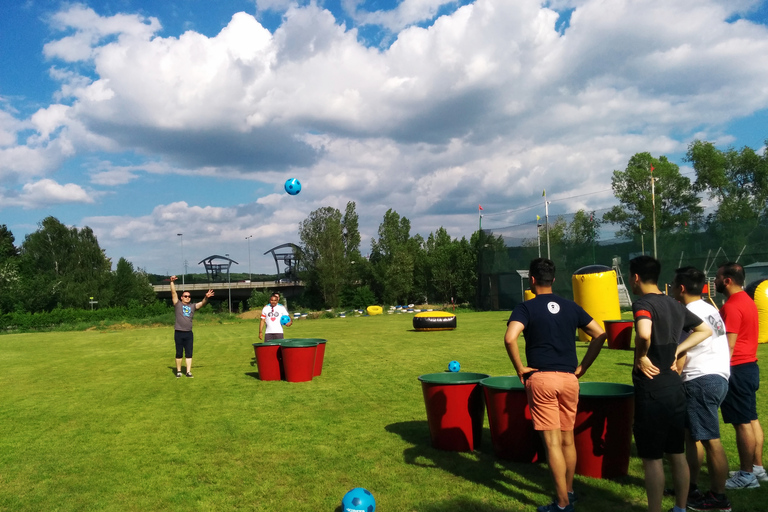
[568,491,577,505]
[176,372,182,378]
[186,372,194,378]
[687,491,732,512]
[687,487,705,506]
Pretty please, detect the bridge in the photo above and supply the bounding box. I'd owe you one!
[153,281,303,307]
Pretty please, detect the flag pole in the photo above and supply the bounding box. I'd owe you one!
[543,190,550,259]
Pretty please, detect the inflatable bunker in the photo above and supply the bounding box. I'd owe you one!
[367,305,383,316]
[413,311,457,331]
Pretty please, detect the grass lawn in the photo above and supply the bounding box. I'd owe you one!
[1,311,767,511]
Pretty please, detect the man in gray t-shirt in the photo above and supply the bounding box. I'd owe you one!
[171,276,214,378]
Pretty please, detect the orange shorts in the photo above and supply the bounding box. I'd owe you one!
[525,371,579,431]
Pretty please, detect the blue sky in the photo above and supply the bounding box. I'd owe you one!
[1,0,767,275]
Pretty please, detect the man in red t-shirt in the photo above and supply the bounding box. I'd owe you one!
[716,262,766,489]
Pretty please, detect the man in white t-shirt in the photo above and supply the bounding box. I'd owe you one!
[673,267,732,512]
[259,293,292,341]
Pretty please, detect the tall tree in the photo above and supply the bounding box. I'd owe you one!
[19,217,112,310]
[370,209,415,304]
[111,258,157,307]
[298,207,346,308]
[686,138,768,224]
[602,153,702,239]
[0,225,20,313]
[342,201,361,260]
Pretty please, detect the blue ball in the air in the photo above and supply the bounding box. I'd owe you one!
[284,178,301,195]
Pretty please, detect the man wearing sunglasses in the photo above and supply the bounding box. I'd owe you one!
[170,275,214,378]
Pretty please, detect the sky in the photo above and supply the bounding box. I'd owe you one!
[1,0,768,276]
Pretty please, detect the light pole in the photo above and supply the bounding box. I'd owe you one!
[226,253,232,314]
[177,233,184,287]
[245,235,253,281]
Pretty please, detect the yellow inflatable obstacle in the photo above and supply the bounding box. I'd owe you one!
[366,305,383,316]
[413,311,457,331]
[746,279,768,343]
[572,265,621,342]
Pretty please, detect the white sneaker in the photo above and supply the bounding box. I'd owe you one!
[725,470,760,489]
[754,466,768,482]
[730,466,768,482]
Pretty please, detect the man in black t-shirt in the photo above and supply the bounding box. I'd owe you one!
[629,256,711,512]
[505,258,607,512]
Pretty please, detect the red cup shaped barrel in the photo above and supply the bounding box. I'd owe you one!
[253,341,283,381]
[418,372,489,451]
[603,320,634,350]
[574,382,635,479]
[280,340,318,382]
[481,376,546,462]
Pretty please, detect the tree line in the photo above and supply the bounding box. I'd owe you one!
[2,137,765,315]
[0,217,155,314]
[296,203,506,309]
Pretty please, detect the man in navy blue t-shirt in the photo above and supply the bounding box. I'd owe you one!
[505,258,607,512]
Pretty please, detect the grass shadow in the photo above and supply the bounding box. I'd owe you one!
[386,420,647,511]
[244,372,260,379]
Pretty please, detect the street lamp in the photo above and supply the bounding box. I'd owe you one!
[177,233,184,287]
[226,253,232,314]
[245,235,253,281]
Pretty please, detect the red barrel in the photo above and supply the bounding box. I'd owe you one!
[574,382,634,479]
[281,340,318,382]
[603,320,633,350]
[312,339,327,376]
[253,342,283,381]
[418,372,489,451]
[481,376,545,463]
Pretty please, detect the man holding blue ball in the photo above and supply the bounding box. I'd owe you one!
[259,293,292,341]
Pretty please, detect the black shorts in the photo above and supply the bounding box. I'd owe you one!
[633,383,687,459]
[721,362,759,425]
[174,330,193,359]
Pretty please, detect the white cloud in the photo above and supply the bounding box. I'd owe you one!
[1,179,96,209]
[3,0,768,273]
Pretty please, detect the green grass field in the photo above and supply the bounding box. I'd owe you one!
[1,312,767,511]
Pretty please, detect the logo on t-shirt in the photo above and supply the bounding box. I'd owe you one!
[708,315,725,337]
[182,305,192,317]
[547,302,560,314]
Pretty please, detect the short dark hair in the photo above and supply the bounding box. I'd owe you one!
[718,262,745,286]
[270,293,280,299]
[674,266,705,295]
[529,258,555,286]
[629,255,661,284]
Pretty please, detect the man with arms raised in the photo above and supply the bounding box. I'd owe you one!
[716,262,766,489]
[672,267,731,511]
[629,256,711,512]
[505,258,608,512]
[170,276,214,378]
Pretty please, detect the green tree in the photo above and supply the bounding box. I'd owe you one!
[686,139,768,242]
[602,153,702,240]
[19,216,112,311]
[370,209,416,304]
[112,258,157,307]
[0,225,20,313]
[298,207,346,308]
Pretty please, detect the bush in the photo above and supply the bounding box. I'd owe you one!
[248,289,274,310]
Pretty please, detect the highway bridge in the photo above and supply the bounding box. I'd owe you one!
[153,281,302,309]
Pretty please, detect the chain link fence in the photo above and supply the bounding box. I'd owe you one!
[478,212,768,311]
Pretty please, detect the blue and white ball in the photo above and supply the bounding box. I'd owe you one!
[284,178,302,195]
[342,488,375,512]
[280,315,291,326]
[448,360,461,373]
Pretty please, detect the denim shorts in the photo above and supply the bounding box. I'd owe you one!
[684,374,729,441]
[721,362,759,425]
